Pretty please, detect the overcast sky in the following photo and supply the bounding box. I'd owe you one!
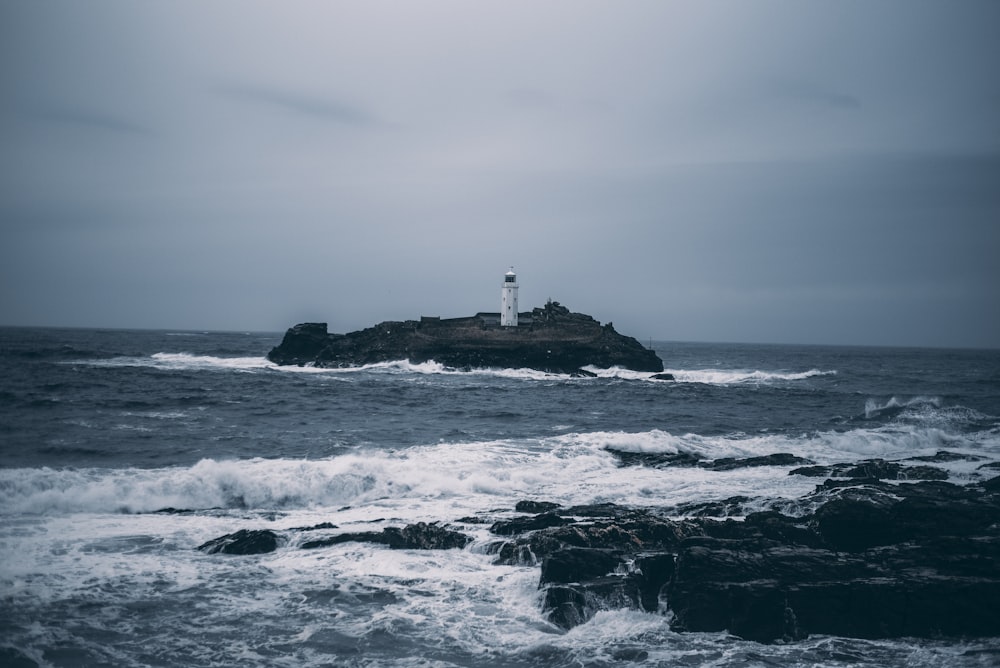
[1,1,998,347]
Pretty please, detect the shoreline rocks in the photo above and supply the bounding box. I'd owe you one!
[198,521,470,555]
[197,456,1000,644]
[486,471,1000,642]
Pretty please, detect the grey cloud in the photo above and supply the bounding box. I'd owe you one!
[17,102,152,135]
[216,83,378,126]
[1,1,998,347]
[768,79,861,110]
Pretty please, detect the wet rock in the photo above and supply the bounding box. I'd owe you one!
[198,529,283,555]
[540,547,621,585]
[906,450,986,463]
[813,497,896,551]
[290,521,338,531]
[668,535,1000,642]
[606,449,703,468]
[301,522,470,550]
[515,500,562,514]
[789,458,948,480]
[267,322,330,366]
[667,479,1000,641]
[700,453,814,471]
[632,553,675,612]
[651,373,675,381]
[490,476,1000,640]
[490,512,575,536]
[541,577,642,630]
[671,496,752,518]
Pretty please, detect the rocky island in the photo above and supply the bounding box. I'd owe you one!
[267,300,664,375]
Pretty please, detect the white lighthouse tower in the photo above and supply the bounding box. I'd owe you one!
[501,267,518,327]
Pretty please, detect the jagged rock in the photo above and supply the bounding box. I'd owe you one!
[198,529,283,555]
[671,496,753,518]
[515,500,562,514]
[700,453,814,471]
[668,535,1000,642]
[268,322,330,366]
[483,479,1000,641]
[542,577,643,629]
[267,303,663,374]
[666,479,1000,641]
[606,449,704,469]
[490,512,575,536]
[540,547,622,585]
[790,458,948,480]
[301,522,470,550]
[906,450,986,463]
[632,553,675,612]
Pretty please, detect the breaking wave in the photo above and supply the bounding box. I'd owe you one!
[662,368,836,385]
[4,422,997,517]
[865,396,942,418]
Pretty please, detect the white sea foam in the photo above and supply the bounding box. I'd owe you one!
[662,367,836,385]
[82,352,278,372]
[4,422,996,519]
[76,352,838,388]
[315,359,569,381]
[865,395,943,418]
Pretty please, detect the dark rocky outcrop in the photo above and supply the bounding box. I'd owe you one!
[700,453,815,471]
[301,522,471,550]
[482,477,1000,641]
[606,449,705,469]
[515,500,562,514]
[790,458,948,480]
[199,522,471,555]
[607,450,814,471]
[198,529,284,555]
[267,301,663,374]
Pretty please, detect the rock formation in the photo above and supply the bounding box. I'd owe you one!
[481,465,1000,642]
[267,300,663,374]
[195,451,1000,643]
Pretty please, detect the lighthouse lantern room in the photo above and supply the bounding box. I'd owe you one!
[501,268,518,327]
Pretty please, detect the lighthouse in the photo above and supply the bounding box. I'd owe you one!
[501,268,518,327]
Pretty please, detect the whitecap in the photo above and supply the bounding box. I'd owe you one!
[661,368,836,385]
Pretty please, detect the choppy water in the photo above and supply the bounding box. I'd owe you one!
[2,326,999,667]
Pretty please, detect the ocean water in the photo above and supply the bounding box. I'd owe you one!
[1,326,999,667]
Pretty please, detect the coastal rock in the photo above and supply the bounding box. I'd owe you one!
[198,529,283,555]
[515,500,562,514]
[267,301,663,374]
[700,453,815,471]
[267,322,330,366]
[606,449,704,469]
[200,522,470,555]
[540,547,622,585]
[607,450,814,472]
[491,512,575,536]
[789,458,948,480]
[483,476,1000,642]
[301,522,471,550]
[542,577,643,630]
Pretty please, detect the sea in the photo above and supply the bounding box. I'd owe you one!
[2,326,999,667]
